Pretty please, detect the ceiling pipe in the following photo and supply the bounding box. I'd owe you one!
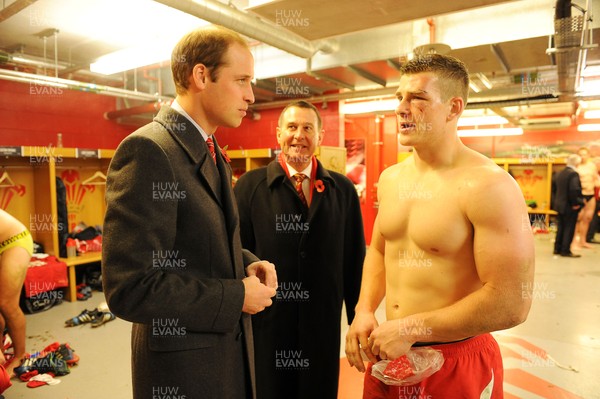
[105,101,168,120]
[0,68,168,102]
[0,50,122,82]
[250,86,397,111]
[153,0,338,58]
[427,18,435,44]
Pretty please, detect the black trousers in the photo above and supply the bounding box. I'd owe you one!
[554,209,580,254]
[586,200,600,242]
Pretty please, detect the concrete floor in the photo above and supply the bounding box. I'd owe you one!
[4,233,599,399]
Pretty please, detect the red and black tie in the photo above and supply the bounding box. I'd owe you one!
[206,137,217,164]
[293,173,308,207]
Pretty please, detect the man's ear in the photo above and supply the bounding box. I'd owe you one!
[447,96,464,122]
[317,129,325,146]
[191,64,209,90]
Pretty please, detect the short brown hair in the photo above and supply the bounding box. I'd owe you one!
[400,54,470,104]
[278,100,322,131]
[171,25,249,95]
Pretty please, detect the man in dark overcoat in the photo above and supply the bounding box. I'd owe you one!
[234,100,365,399]
[552,153,585,257]
[102,26,277,399]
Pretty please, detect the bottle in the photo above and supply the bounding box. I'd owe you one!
[56,133,63,148]
[66,238,76,258]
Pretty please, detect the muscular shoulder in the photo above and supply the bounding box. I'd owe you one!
[461,150,515,193]
[459,150,527,222]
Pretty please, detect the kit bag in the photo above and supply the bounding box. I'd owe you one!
[56,177,69,258]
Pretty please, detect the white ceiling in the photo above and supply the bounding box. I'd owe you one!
[1,0,599,127]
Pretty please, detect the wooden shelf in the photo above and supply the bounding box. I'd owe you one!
[1,146,112,301]
[58,252,102,266]
[494,158,566,228]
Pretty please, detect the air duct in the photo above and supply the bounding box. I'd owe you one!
[548,0,595,99]
[152,0,338,58]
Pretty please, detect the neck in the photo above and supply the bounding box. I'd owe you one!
[175,94,216,134]
[285,156,311,172]
[412,133,465,171]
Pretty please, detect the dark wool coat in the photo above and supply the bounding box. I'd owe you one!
[234,160,365,399]
[102,106,258,399]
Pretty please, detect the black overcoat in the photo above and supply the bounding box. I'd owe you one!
[102,105,258,399]
[234,160,365,399]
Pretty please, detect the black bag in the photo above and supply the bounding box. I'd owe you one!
[20,289,64,314]
[56,177,69,258]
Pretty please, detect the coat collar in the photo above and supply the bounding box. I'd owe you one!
[266,158,336,188]
[154,105,210,165]
[154,105,226,206]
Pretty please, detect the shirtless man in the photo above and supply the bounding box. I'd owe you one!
[0,209,33,377]
[572,147,600,249]
[345,54,535,398]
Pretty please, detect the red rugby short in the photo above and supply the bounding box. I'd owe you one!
[363,333,503,399]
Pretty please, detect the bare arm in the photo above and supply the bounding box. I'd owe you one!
[369,168,535,360]
[344,212,387,371]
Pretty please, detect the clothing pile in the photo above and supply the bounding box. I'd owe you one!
[13,342,79,389]
[68,224,103,256]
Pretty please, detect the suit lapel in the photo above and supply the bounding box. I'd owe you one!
[213,136,237,236]
[155,106,222,206]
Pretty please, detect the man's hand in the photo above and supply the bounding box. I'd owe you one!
[242,275,276,314]
[369,319,416,361]
[246,260,278,289]
[345,311,379,372]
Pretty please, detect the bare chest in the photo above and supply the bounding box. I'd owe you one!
[378,176,472,254]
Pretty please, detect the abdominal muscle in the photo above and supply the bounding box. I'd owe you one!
[384,243,482,321]
[378,192,483,322]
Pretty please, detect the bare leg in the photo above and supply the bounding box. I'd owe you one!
[574,198,596,249]
[0,246,29,376]
[0,312,5,365]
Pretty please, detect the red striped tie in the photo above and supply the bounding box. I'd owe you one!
[206,137,216,164]
[293,173,308,207]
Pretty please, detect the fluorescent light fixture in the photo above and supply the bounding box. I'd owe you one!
[577,79,600,97]
[90,40,177,75]
[458,127,523,137]
[577,123,600,132]
[341,99,397,114]
[477,73,493,89]
[469,81,481,93]
[457,115,508,127]
[583,110,600,119]
[581,65,600,77]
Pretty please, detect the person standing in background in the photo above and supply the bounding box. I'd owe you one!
[585,157,600,244]
[572,147,599,249]
[234,100,365,399]
[102,25,277,399]
[0,209,33,377]
[553,154,585,257]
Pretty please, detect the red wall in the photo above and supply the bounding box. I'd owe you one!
[0,79,342,151]
[0,80,134,148]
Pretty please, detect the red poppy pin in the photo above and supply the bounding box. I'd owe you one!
[220,145,231,163]
[315,179,325,192]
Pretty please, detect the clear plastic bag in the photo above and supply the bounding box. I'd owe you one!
[371,347,444,386]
